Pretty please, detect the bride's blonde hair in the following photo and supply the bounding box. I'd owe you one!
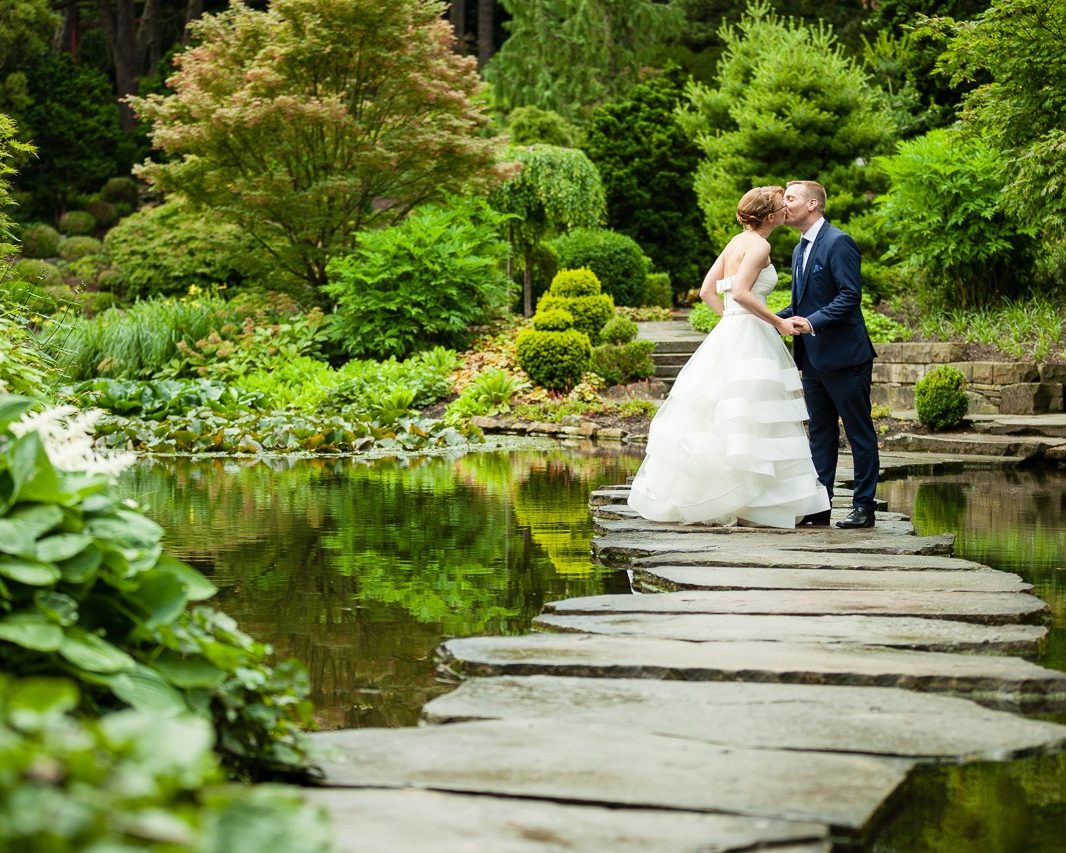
[736,185,784,228]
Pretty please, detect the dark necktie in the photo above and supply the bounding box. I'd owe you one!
[799,237,810,274]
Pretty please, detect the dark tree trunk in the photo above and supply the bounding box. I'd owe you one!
[449,0,466,40]
[476,0,493,68]
[52,1,80,56]
[523,246,533,318]
[137,0,163,73]
[183,0,205,44]
[96,0,140,132]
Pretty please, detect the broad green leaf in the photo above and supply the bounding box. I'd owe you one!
[86,510,164,546]
[6,433,61,504]
[106,664,188,715]
[0,613,64,650]
[152,653,227,689]
[0,519,36,557]
[154,554,216,601]
[8,677,80,728]
[59,544,103,583]
[7,504,64,539]
[0,395,34,428]
[36,533,93,563]
[34,591,78,626]
[0,556,62,585]
[59,628,136,673]
[130,570,188,630]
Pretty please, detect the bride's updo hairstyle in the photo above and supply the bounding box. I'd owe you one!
[736,185,784,229]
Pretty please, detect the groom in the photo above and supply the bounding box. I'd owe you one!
[778,180,879,529]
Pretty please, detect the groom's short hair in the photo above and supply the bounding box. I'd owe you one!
[787,180,826,212]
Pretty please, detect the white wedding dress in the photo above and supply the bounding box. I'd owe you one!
[627,264,830,528]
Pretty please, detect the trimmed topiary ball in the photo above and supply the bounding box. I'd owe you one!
[600,314,638,345]
[18,223,61,258]
[58,235,105,261]
[536,267,614,345]
[532,308,575,331]
[642,272,673,308]
[59,210,97,235]
[550,267,601,297]
[86,199,119,228]
[100,176,140,206]
[915,365,968,430]
[516,326,591,391]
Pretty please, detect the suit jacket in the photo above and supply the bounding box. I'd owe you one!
[778,221,876,372]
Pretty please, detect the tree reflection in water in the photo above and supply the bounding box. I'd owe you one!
[114,445,641,729]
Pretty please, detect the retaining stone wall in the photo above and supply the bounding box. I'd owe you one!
[872,343,1066,415]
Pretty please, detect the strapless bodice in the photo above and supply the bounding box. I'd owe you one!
[719,265,777,316]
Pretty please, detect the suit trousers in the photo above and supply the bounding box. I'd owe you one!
[800,360,879,510]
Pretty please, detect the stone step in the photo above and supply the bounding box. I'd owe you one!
[651,363,683,380]
[313,718,910,833]
[632,548,992,572]
[881,432,1062,458]
[649,352,693,366]
[421,675,1066,761]
[542,589,1047,625]
[436,634,1066,712]
[303,787,832,853]
[532,612,1045,655]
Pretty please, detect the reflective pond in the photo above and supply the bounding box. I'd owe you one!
[114,451,1066,850]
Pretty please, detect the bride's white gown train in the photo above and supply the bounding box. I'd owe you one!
[627,265,830,528]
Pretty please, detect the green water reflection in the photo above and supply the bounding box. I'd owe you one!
[113,442,642,730]
[874,468,1066,853]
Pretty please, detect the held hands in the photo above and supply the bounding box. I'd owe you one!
[779,316,812,337]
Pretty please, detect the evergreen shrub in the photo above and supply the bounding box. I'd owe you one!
[100,176,139,206]
[18,223,60,258]
[59,210,96,235]
[515,327,591,390]
[511,241,558,310]
[57,235,104,261]
[642,272,673,308]
[533,308,576,331]
[550,228,650,306]
[536,268,614,344]
[13,258,64,289]
[507,105,579,147]
[600,314,639,344]
[86,199,119,228]
[914,365,968,430]
[590,339,656,386]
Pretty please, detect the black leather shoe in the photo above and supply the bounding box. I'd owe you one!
[798,510,831,526]
[836,507,874,529]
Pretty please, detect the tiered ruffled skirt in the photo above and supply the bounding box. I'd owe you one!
[627,312,830,528]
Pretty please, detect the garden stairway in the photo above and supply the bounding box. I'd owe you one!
[634,318,706,391]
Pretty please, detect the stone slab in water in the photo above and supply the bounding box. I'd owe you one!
[593,530,956,565]
[422,676,1066,761]
[594,516,916,540]
[303,787,830,853]
[436,634,1066,711]
[532,612,1046,655]
[544,590,1047,624]
[634,548,987,573]
[634,566,1029,594]
[311,718,911,831]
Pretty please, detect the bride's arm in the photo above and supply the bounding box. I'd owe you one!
[731,246,791,334]
[697,254,726,315]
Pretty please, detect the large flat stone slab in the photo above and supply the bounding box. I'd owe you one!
[633,566,1028,593]
[635,548,988,572]
[543,590,1048,624]
[436,635,1066,711]
[593,531,957,565]
[422,676,1066,761]
[312,718,911,831]
[304,787,831,853]
[532,612,1046,655]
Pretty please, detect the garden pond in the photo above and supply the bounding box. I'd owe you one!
[113,447,1066,852]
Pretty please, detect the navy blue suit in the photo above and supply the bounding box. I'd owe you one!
[778,221,879,511]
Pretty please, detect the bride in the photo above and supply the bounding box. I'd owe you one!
[627,185,830,528]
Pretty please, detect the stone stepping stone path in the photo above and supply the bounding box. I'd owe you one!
[312,469,1066,850]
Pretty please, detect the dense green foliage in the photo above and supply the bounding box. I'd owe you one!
[642,272,674,309]
[515,326,591,391]
[589,339,655,386]
[18,222,59,258]
[875,127,1036,308]
[921,1,1066,258]
[914,364,968,430]
[599,314,638,345]
[506,106,579,147]
[324,201,510,359]
[490,144,606,316]
[0,396,318,779]
[678,3,898,256]
[444,368,529,422]
[532,308,576,331]
[131,0,502,291]
[549,227,650,307]
[583,69,708,292]
[486,0,684,121]
[57,210,94,235]
[56,235,102,262]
